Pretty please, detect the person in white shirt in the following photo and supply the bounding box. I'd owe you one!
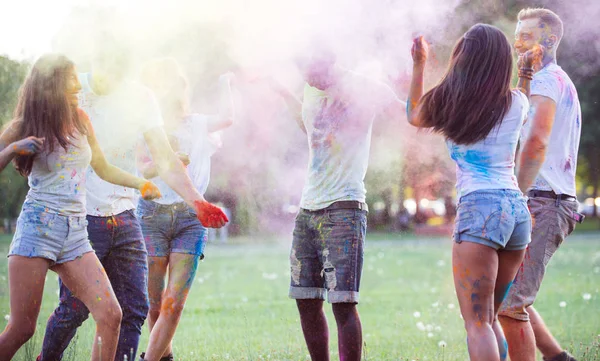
[135,58,234,361]
[499,9,583,361]
[273,47,405,361]
[38,36,228,361]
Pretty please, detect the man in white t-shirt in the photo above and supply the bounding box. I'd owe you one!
[499,8,583,361]
[275,49,405,361]
[38,38,228,361]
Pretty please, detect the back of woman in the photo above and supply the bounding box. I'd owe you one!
[406,23,542,361]
[448,90,529,199]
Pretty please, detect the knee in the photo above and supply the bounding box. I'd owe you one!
[5,320,36,344]
[332,303,358,321]
[160,296,185,317]
[463,319,493,335]
[95,301,123,330]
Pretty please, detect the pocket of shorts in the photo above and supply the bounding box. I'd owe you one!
[326,209,357,224]
[140,207,156,220]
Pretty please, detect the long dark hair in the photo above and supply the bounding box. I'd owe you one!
[420,24,513,144]
[12,54,88,176]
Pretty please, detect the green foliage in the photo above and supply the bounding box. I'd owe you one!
[0,56,29,221]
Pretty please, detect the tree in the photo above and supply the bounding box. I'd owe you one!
[0,56,29,232]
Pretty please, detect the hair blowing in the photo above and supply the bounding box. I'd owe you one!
[13,54,88,176]
[420,24,513,145]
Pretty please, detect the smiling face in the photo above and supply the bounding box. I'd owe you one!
[65,66,81,107]
[514,18,551,55]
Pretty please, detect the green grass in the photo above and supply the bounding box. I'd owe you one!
[0,233,598,361]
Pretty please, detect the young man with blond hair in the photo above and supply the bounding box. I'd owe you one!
[499,8,583,361]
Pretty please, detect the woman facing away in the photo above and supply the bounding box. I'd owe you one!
[406,24,542,361]
[135,58,234,361]
[0,54,161,361]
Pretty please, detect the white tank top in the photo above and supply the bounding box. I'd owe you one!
[25,132,92,216]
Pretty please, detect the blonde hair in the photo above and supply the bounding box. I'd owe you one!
[140,57,189,120]
[518,8,564,44]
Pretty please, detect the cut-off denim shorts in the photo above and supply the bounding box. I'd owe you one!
[137,199,207,258]
[9,201,93,264]
[453,189,532,251]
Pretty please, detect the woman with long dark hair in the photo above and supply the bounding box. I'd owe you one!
[407,24,542,361]
[0,54,160,361]
[135,58,234,361]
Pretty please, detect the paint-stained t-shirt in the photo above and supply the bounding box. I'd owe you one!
[78,73,163,216]
[26,128,92,216]
[447,90,529,199]
[299,71,400,210]
[520,62,581,196]
[138,113,220,205]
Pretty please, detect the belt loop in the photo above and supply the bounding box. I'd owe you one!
[555,196,560,207]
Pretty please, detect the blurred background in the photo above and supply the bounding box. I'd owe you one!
[1,0,599,240]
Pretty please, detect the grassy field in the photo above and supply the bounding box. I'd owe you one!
[0,232,598,361]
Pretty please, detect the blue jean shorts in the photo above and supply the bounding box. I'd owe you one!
[453,189,531,251]
[8,201,93,264]
[289,208,367,304]
[137,199,207,258]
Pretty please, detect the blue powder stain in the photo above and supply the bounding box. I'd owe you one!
[31,178,39,187]
[499,280,514,304]
[500,338,508,361]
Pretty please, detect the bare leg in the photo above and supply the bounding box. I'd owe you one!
[453,241,499,361]
[54,252,123,361]
[529,306,570,360]
[0,256,50,359]
[494,249,528,361]
[499,315,536,361]
[332,303,362,361]
[143,253,199,361]
[146,256,169,355]
[297,299,330,361]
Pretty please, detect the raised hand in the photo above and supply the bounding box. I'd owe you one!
[519,44,544,70]
[411,36,429,67]
[12,136,45,156]
[193,200,229,228]
[176,152,191,166]
[140,181,162,200]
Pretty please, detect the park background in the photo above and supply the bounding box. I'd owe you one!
[0,0,599,359]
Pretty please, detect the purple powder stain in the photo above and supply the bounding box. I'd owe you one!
[564,156,572,172]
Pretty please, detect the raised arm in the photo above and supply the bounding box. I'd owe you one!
[0,120,45,173]
[406,36,430,128]
[516,95,556,193]
[206,72,236,133]
[267,79,306,133]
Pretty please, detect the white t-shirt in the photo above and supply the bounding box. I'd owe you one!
[78,73,163,216]
[447,90,529,199]
[521,63,582,196]
[299,72,400,210]
[141,114,220,204]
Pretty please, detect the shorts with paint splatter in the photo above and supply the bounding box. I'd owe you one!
[289,208,367,303]
[137,199,207,258]
[8,201,94,264]
[453,189,531,251]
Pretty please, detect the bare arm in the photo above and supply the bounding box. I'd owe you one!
[143,127,228,227]
[207,73,236,133]
[0,121,45,173]
[406,36,430,128]
[87,121,161,200]
[268,79,306,133]
[516,95,556,193]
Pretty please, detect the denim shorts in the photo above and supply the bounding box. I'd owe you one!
[8,201,93,264]
[453,189,531,251]
[289,208,367,304]
[137,199,207,258]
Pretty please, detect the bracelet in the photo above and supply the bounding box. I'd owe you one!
[518,67,534,80]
